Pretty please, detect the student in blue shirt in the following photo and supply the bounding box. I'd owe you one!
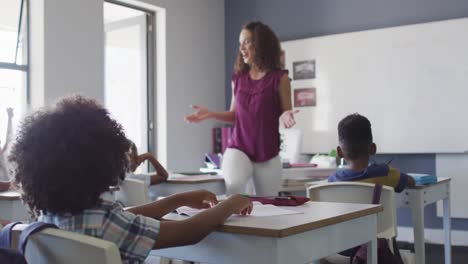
[328,113,414,192]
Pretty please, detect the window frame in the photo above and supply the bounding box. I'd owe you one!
[0,0,30,104]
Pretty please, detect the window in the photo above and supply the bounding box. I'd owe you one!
[0,0,28,144]
[104,1,155,173]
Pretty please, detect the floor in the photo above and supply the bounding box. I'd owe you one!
[424,243,468,264]
[395,241,467,264]
[145,243,468,264]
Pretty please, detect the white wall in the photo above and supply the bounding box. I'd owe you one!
[145,0,226,171]
[30,0,225,171]
[30,0,104,107]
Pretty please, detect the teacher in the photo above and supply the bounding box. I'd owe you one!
[185,21,298,196]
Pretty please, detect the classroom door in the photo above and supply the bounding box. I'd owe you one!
[104,2,155,173]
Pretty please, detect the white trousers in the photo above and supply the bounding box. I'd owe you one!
[222,148,282,196]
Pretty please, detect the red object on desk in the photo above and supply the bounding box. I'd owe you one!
[289,163,318,168]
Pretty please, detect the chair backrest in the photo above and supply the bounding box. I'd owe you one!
[24,228,122,264]
[307,182,397,238]
[114,178,148,207]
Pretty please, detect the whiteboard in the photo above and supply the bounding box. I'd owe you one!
[282,18,468,154]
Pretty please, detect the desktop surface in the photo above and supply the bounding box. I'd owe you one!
[163,201,382,237]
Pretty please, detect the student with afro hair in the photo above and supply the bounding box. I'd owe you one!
[10,95,252,263]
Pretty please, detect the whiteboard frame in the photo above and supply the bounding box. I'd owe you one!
[282,18,468,154]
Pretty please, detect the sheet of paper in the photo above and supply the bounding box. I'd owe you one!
[176,202,303,218]
[168,174,223,181]
[0,190,21,197]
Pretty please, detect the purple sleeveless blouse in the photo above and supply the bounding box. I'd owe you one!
[228,69,288,162]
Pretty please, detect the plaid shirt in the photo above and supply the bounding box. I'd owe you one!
[38,200,160,264]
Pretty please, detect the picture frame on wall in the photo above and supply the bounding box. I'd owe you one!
[293,60,315,80]
[294,88,316,107]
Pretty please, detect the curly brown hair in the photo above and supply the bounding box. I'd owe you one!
[9,95,129,216]
[234,21,282,74]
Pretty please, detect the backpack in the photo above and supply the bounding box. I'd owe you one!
[0,222,58,263]
[350,184,404,264]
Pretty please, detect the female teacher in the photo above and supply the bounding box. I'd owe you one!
[185,21,298,196]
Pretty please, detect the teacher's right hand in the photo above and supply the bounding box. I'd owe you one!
[185,105,211,123]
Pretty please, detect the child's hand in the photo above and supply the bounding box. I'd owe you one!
[181,190,218,209]
[225,194,253,215]
[138,152,158,163]
[150,174,168,185]
[157,174,168,181]
[136,154,146,164]
[136,153,150,165]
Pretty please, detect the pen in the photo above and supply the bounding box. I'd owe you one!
[173,210,190,217]
[387,157,394,165]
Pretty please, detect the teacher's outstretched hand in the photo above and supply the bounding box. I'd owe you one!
[281,109,299,128]
[185,105,211,123]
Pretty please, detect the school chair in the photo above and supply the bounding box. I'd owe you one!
[114,178,149,207]
[0,190,31,222]
[114,180,188,264]
[12,224,122,264]
[307,182,398,264]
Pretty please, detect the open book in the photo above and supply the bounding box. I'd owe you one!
[176,202,303,218]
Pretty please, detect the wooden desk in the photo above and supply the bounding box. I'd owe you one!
[200,166,336,180]
[304,178,452,264]
[150,172,452,264]
[0,191,30,222]
[150,167,335,197]
[281,166,336,180]
[151,202,382,264]
[149,175,226,197]
[396,177,451,264]
[149,173,325,198]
